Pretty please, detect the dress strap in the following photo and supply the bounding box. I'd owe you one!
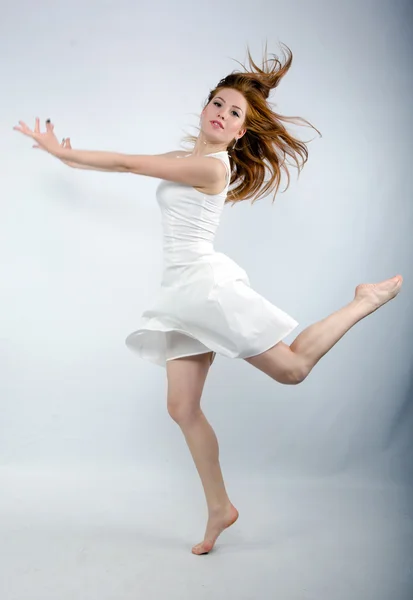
[205,153,230,185]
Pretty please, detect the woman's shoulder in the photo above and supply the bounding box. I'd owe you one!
[156,150,189,158]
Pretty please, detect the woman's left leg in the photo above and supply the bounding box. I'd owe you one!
[245,275,403,383]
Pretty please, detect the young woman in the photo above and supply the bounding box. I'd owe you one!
[14,45,402,555]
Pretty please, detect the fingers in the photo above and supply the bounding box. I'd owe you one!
[13,120,34,136]
[13,120,30,133]
[14,118,52,135]
[13,117,60,141]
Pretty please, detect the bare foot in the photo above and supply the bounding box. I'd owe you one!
[355,275,403,313]
[192,503,239,555]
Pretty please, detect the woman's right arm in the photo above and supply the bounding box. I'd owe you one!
[61,138,113,170]
[61,141,185,171]
[35,120,185,171]
[62,160,111,171]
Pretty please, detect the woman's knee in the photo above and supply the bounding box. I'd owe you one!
[167,397,201,423]
[166,353,211,422]
[245,342,310,385]
[285,363,309,385]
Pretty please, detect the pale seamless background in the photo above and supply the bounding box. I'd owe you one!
[1,0,412,598]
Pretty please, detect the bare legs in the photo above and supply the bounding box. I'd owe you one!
[177,410,239,554]
[167,275,403,555]
[179,409,230,509]
[292,275,403,369]
[166,354,239,555]
[246,275,403,383]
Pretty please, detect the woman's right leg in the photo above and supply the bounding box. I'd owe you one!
[166,352,238,555]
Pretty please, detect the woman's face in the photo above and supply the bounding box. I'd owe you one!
[201,88,247,147]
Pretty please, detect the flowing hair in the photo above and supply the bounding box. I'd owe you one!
[182,42,321,206]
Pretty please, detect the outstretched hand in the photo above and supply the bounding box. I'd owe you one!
[13,118,66,156]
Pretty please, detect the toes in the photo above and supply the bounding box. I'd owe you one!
[192,541,213,555]
[192,545,208,555]
[192,548,209,555]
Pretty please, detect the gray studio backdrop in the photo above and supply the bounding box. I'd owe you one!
[1,0,412,599]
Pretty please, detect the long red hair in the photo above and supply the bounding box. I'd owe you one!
[183,42,321,206]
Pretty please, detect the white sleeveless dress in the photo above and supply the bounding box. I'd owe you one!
[125,150,298,367]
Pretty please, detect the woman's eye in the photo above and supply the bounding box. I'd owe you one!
[214,101,239,118]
